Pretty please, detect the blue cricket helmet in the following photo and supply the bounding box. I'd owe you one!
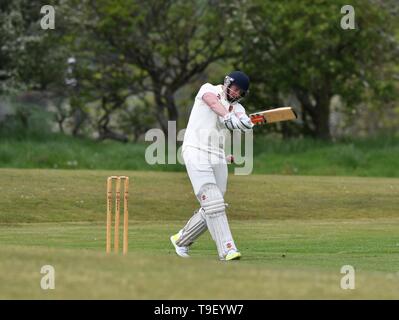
[224,71,250,103]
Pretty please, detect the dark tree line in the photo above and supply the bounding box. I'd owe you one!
[1,0,397,141]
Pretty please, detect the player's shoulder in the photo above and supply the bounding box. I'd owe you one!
[196,82,222,98]
[199,82,220,91]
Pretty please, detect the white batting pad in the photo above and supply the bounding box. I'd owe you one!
[176,208,207,247]
[199,184,237,258]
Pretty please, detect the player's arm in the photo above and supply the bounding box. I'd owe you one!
[233,105,254,130]
[202,93,229,117]
[202,93,252,132]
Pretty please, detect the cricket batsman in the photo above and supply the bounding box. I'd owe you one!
[170,71,253,261]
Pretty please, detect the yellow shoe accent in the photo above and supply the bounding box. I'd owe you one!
[170,233,190,258]
[171,233,179,242]
[225,251,241,261]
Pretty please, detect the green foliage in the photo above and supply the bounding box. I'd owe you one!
[251,134,399,176]
[68,0,237,132]
[0,132,184,171]
[239,0,398,139]
[0,97,53,139]
[0,132,398,177]
[0,0,69,92]
[1,0,398,141]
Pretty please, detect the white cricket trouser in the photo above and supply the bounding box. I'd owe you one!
[182,146,228,198]
[180,146,237,258]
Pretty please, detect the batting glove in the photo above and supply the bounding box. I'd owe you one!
[223,113,253,132]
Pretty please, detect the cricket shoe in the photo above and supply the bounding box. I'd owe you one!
[223,250,242,261]
[170,232,190,258]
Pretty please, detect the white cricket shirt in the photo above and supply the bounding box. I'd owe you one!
[182,83,246,157]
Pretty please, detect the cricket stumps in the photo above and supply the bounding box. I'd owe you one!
[106,176,129,255]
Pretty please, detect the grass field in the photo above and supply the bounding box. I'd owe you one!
[0,169,399,299]
[1,133,398,177]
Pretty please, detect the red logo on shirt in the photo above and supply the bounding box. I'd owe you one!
[217,94,221,100]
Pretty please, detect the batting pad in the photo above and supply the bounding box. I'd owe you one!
[199,184,237,259]
[176,208,207,247]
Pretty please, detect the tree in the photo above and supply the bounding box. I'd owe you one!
[62,11,150,140]
[0,1,69,91]
[238,0,398,140]
[76,0,239,133]
[0,0,27,93]
[77,57,146,142]
[0,0,73,136]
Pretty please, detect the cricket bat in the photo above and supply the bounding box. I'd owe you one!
[250,107,297,125]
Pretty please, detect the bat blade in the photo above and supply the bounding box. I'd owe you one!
[250,107,297,125]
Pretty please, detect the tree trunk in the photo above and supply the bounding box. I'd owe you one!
[72,108,86,136]
[56,117,65,134]
[295,90,316,138]
[313,94,331,141]
[71,98,87,137]
[154,91,178,136]
[295,89,331,140]
[166,93,178,127]
[98,129,128,142]
[153,93,168,133]
[96,97,128,142]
